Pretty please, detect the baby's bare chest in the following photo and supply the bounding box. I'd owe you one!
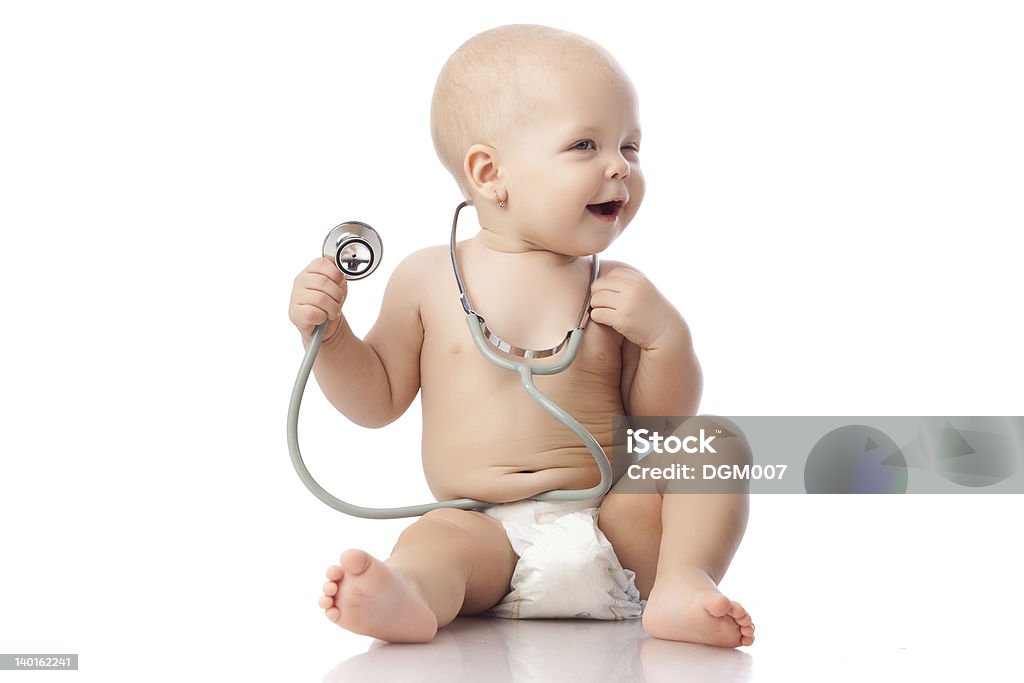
[410,249,628,499]
[414,246,627,420]
[419,290,624,418]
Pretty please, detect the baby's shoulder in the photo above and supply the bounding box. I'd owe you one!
[384,244,451,307]
[396,243,448,270]
[387,244,448,286]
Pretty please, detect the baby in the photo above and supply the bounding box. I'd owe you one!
[289,24,755,647]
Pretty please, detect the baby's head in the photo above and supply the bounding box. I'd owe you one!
[431,24,645,256]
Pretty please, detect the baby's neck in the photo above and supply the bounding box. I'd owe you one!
[474,228,579,270]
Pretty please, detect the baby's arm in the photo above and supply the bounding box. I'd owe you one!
[297,249,428,428]
[620,324,702,417]
[590,260,703,417]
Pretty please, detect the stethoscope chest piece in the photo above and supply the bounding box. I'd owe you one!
[323,221,383,280]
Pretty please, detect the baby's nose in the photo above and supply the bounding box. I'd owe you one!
[605,154,630,179]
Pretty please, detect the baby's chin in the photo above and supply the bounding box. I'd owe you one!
[531,242,616,259]
[510,219,626,256]
[561,231,624,257]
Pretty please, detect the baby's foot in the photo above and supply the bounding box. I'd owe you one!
[318,548,438,643]
[642,568,755,647]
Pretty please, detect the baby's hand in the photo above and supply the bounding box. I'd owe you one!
[289,257,348,342]
[589,267,683,350]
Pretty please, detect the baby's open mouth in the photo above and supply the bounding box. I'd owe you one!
[586,200,623,218]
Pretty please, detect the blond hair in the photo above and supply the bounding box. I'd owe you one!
[430,24,625,199]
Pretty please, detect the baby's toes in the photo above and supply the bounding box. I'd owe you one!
[326,565,344,582]
[728,601,751,626]
[319,582,341,618]
[739,618,755,646]
[318,587,341,622]
[320,575,342,621]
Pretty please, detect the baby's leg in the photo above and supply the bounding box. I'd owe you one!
[598,415,755,647]
[319,508,517,643]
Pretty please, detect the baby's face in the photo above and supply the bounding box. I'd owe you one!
[492,65,645,256]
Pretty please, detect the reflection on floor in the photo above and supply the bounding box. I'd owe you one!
[324,616,753,682]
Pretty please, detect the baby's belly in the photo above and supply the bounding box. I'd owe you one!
[420,357,625,503]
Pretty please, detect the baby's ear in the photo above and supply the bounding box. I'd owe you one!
[463,143,501,197]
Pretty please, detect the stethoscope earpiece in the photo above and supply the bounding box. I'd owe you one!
[323,221,382,280]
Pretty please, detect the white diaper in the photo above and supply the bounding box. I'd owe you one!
[482,496,645,620]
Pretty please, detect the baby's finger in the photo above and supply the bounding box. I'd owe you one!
[588,305,619,328]
[301,270,346,305]
[307,256,346,286]
[295,302,331,327]
[299,290,342,320]
[590,277,622,294]
[588,290,618,311]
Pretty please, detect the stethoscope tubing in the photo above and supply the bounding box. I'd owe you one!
[288,318,613,518]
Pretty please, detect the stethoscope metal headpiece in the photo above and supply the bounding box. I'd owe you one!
[323,221,383,281]
[449,201,599,360]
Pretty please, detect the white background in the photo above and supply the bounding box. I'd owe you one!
[1,1,1021,680]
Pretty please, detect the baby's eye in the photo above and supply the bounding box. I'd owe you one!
[573,140,597,151]
[623,144,640,154]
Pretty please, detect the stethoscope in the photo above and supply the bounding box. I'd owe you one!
[287,201,612,518]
